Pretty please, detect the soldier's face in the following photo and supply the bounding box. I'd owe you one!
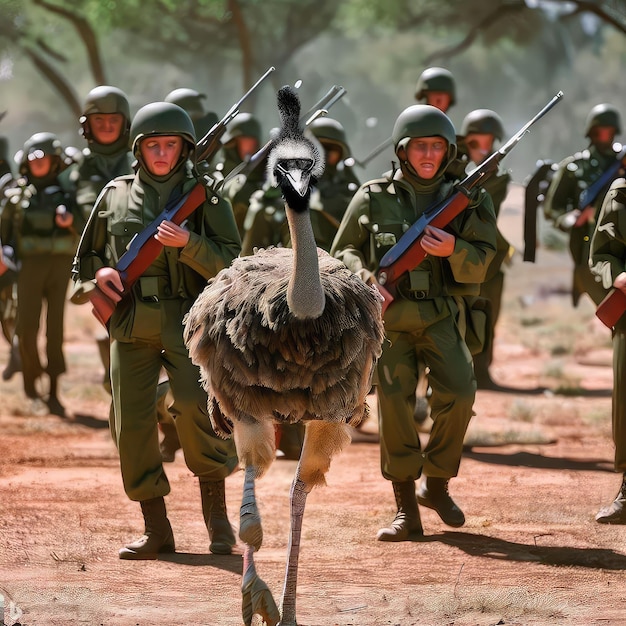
[425,92,451,113]
[465,133,494,166]
[140,136,183,176]
[236,136,259,160]
[404,137,448,179]
[589,126,616,149]
[89,113,126,145]
[28,155,52,178]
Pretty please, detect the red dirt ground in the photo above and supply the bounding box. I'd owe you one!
[1,184,626,625]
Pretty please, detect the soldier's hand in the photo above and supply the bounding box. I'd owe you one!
[614,271,626,294]
[55,205,74,229]
[95,267,124,302]
[574,206,595,228]
[420,226,455,257]
[155,220,190,248]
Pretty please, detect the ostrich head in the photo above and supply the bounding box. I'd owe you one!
[267,86,325,212]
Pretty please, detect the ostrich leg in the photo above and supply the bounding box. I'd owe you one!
[277,475,308,625]
[240,465,280,626]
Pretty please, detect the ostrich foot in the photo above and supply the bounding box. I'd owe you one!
[242,547,280,626]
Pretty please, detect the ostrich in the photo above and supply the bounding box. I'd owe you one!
[184,86,384,626]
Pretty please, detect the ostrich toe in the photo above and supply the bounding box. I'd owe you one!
[242,569,280,626]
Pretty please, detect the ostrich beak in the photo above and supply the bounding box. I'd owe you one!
[276,160,313,197]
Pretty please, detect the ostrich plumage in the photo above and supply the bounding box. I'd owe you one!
[184,86,384,626]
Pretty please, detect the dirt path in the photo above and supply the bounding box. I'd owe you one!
[1,184,626,625]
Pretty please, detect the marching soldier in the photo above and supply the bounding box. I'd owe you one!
[452,109,512,388]
[590,178,626,524]
[72,102,240,559]
[0,133,82,416]
[331,105,497,540]
[543,103,623,307]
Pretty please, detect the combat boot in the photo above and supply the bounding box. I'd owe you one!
[417,476,465,527]
[200,479,236,554]
[2,337,21,381]
[377,480,423,542]
[596,473,626,524]
[119,496,175,560]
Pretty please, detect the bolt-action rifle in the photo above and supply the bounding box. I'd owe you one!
[376,91,564,314]
[85,67,276,328]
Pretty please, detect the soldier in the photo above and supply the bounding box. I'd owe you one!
[331,105,497,540]
[0,133,82,416]
[414,67,456,114]
[452,109,512,388]
[218,112,264,235]
[589,178,626,523]
[308,117,361,251]
[74,85,181,461]
[72,102,240,559]
[543,103,623,307]
[164,88,218,140]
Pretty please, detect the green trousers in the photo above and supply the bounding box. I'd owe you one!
[377,298,476,482]
[110,300,237,501]
[612,320,626,472]
[16,254,72,393]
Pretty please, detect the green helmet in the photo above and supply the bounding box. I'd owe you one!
[309,117,351,159]
[80,85,131,142]
[460,109,505,142]
[392,105,457,165]
[130,102,196,155]
[585,103,621,137]
[414,67,456,106]
[221,112,262,145]
[18,132,63,175]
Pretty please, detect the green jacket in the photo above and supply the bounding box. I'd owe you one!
[72,171,241,341]
[76,148,134,223]
[590,177,626,290]
[330,166,497,299]
[0,175,81,258]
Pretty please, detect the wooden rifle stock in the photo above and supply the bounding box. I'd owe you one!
[88,183,206,328]
[596,288,626,329]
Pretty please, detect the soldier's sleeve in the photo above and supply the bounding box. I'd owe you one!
[70,188,112,303]
[178,186,242,280]
[590,178,626,290]
[447,187,498,285]
[330,185,376,284]
[543,157,578,227]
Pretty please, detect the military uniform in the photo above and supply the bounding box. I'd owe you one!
[544,104,622,306]
[590,178,626,522]
[0,133,81,413]
[450,109,512,385]
[72,102,240,558]
[331,105,497,539]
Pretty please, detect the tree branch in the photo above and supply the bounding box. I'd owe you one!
[23,45,81,118]
[423,3,526,64]
[33,0,106,84]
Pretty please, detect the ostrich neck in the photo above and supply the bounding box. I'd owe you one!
[286,205,325,319]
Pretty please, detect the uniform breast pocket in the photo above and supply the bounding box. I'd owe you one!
[109,220,144,259]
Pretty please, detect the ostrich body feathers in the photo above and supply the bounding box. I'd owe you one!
[184,246,384,439]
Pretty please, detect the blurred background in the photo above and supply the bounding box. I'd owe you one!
[0,0,625,183]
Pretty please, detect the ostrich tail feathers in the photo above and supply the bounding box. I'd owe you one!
[277,86,302,138]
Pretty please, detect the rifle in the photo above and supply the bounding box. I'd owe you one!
[596,287,626,329]
[220,84,347,188]
[353,136,393,169]
[376,91,564,312]
[88,184,206,327]
[578,145,626,210]
[86,70,276,327]
[194,66,275,166]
